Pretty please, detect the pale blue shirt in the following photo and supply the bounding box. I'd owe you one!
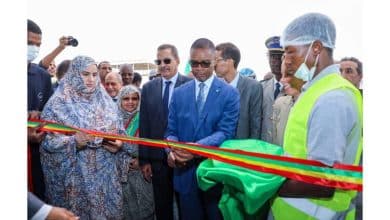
[228,72,240,88]
[195,74,215,100]
[31,204,52,220]
[162,72,179,105]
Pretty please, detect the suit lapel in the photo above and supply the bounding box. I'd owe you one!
[265,77,275,103]
[237,75,244,94]
[175,74,184,88]
[155,78,165,120]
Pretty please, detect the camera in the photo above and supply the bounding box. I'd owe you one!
[67,36,78,47]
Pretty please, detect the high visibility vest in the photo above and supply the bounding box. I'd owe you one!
[270,73,363,220]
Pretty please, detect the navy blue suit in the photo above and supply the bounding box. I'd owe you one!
[166,76,240,220]
[139,74,192,220]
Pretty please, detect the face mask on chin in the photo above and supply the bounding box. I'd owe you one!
[294,41,319,82]
[27,45,40,62]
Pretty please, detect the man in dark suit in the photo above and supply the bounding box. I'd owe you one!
[215,42,263,139]
[139,44,192,220]
[165,38,240,220]
[27,19,53,201]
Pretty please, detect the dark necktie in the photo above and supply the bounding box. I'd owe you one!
[274,82,281,100]
[163,81,172,115]
[196,82,205,114]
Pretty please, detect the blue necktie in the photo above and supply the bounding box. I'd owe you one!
[274,82,281,100]
[163,81,172,115]
[196,82,205,114]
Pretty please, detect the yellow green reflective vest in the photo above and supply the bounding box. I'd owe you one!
[270,73,363,220]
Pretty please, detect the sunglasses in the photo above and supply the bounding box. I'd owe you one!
[189,60,212,68]
[154,58,172,65]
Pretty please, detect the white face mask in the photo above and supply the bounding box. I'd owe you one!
[27,45,40,62]
[294,41,319,81]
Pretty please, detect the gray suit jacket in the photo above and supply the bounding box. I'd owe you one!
[28,192,45,219]
[236,75,263,139]
[260,76,284,142]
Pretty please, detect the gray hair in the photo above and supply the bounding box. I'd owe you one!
[105,71,123,85]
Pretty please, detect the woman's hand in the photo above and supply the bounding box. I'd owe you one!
[102,139,123,153]
[74,131,94,150]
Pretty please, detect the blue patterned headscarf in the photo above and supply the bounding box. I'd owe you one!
[64,55,99,95]
[41,55,124,135]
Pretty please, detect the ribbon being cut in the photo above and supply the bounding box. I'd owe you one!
[28,120,362,217]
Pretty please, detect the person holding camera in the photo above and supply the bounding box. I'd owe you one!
[39,36,77,75]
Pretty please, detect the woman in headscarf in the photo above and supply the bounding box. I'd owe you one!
[117,85,155,220]
[40,55,133,219]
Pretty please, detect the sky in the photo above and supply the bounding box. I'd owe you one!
[27,0,362,79]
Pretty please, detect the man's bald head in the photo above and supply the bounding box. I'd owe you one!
[104,72,123,98]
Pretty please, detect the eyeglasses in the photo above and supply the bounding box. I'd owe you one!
[154,58,172,65]
[189,60,212,68]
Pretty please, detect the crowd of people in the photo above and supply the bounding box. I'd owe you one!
[27,12,363,220]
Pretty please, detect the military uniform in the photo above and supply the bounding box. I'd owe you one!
[260,36,284,143]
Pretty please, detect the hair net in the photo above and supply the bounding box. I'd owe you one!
[281,13,336,48]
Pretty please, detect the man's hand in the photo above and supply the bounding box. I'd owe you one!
[28,111,41,120]
[167,151,176,168]
[172,148,194,163]
[28,120,47,144]
[140,164,153,182]
[129,158,139,170]
[58,36,69,50]
[46,207,79,220]
[102,139,123,153]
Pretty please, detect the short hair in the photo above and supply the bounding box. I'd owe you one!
[324,47,333,59]
[340,57,363,75]
[56,59,71,80]
[27,19,42,35]
[119,63,133,72]
[132,72,142,84]
[216,42,241,69]
[157,44,179,59]
[105,72,123,85]
[190,38,215,52]
[98,61,110,69]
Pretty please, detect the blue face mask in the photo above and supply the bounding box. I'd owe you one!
[27,45,40,62]
[294,41,319,81]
